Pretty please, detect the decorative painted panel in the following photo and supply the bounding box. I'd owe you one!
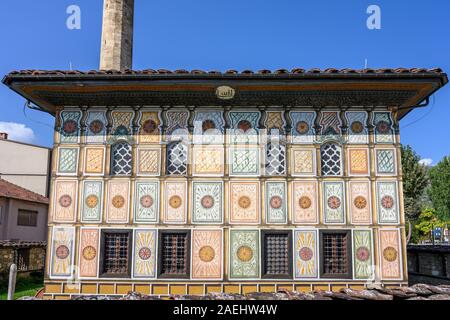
[294,230,318,279]
[323,181,346,224]
[321,143,342,176]
[379,229,402,280]
[373,111,394,144]
[290,111,316,144]
[229,230,259,279]
[57,147,78,175]
[111,111,133,138]
[192,146,224,176]
[265,143,286,176]
[139,111,161,143]
[292,181,318,224]
[166,142,188,175]
[265,111,285,136]
[86,110,107,144]
[193,111,224,144]
[192,181,223,224]
[346,111,369,144]
[133,229,157,279]
[79,228,99,278]
[81,181,103,222]
[164,181,187,224]
[376,181,399,224]
[84,147,105,175]
[229,181,260,224]
[265,181,287,224]
[229,147,260,176]
[319,111,342,136]
[111,142,133,175]
[53,180,78,222]
[59,110,81,144]
[349,181,371,225]
[352,229,374,280]
[166,110,189,141]
[376,149,396,175]
[106,180,130,223]
[50,226,75,279]
[137,148,161,176]
[229,111,260,144]
[134,181,159,223]
[192,229,223,280]
[291,148,316,176]
[348,148,369,176]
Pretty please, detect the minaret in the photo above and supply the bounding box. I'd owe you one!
[99,0,134,70]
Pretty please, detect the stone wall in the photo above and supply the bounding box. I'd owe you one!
[408,245,450,285]
[0,246,46,277]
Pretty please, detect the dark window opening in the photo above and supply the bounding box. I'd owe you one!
[158,230,190,279]
[15,249,30,272]
[100,230,132,277]
[261,231,292,279]
[17,210,38,227]
[320,230,352,279]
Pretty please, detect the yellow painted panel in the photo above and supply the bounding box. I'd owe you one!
[116,284,133,295]
[206,285,222,293]
[348,284,365,290]
[153,284,169,295]
[42,295,53,300]
[45,284,62,294]
[330,285,347,292]
[98,284,115,295]
[188,285,204,295]
[294,284,311,292]
[242,285,258,294]
[54,295,71,300]
[63,284,80,294]
[224,285,240,294]
[134,284,151,295]
[260,285,275,293]
[313,284,329,292]
[81,284,97,294]
[277,285,294,292]
[170,285,186,295]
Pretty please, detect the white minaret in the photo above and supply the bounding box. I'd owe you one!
[99,0,134,70]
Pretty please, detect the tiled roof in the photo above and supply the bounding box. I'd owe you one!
[0,240,46,248]
[0,179,49,204]
[6,67,445,76]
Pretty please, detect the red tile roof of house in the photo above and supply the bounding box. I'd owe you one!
[0,179,49,204]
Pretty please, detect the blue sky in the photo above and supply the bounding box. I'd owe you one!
[0,0,449,164]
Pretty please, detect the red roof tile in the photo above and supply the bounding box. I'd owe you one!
[0,179,49,204]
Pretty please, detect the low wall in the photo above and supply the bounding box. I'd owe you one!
[407,245,450,285]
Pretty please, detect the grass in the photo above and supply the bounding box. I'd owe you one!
[0,272,44,300]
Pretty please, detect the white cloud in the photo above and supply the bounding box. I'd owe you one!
[0,122,36,143]
[419,158,433,166]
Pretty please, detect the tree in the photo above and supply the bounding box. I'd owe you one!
[414,208,447,242]
[428,156,450,221]
[401,145,429,221]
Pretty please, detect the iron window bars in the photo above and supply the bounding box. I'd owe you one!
[158,230,190,279]
[100,230,132,277]
[319,230,352,279]
[261,230,292,279]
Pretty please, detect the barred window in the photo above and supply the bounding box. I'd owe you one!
[111,142,133,175]
[321,143,342,176]
[265,143,286,176]
[100,231,132,277]
[166,142,188,175]
[262,231,292,279]
[158,231,190,279]
[17,210,38,227]
[320,231,352,279]
[15,249,30,272]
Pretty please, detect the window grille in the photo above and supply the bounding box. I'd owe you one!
[262,231,291,278]
[159,231,190,278]
[17,210,38,227]
[166,142,187,175]
[321,231,351,278]
[15,249,30,272]
[265,143,286,176]
[321,143,342,176]
[101,232,131,276]
[111,142,132,175]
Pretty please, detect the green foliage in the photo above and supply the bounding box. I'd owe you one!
[0,273,43,300]
[414,208,447,242]
[401,145,429,220]
[428,156,450,221]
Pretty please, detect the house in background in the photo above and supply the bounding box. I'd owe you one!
[0,132,52,197]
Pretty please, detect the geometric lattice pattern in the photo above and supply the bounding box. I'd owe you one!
[111,142,133,175]
[376,149,395,174]
[348,148,369,175]
[58,148,78,174]
[321,143,342,176]
[265,143,286,175]
[167,142,188,175]
[230,148,259,176]
[138,149,160,175]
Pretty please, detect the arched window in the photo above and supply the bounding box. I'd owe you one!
[321,143,342,176]
[265,142,286,175]
[167,142,187,175]
[111,142,132,175]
